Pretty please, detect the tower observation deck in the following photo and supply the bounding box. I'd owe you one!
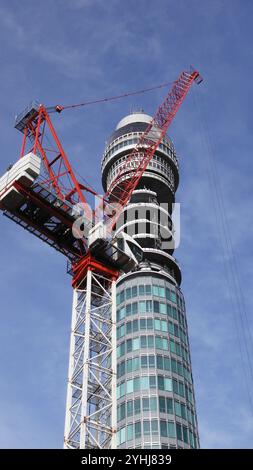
[101,112,200,449]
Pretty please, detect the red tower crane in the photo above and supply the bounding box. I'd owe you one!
[0,68,202,449]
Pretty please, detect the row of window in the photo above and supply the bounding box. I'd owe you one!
[117,335,190,364]
[117,284,181,306]
[116,317,188,346]
[117,301,186,328]
[117,375,194,404]
[103,135,177,172]
[108,157,175,191]
[107,152,175,182]
[158,396,196,427]
[117,419,197,448]
[117,354,192,385]
[117,395,196,428]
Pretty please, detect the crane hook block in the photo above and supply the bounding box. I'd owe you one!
[55,105,63,113]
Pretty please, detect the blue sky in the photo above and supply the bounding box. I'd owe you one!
[0,0,252,448]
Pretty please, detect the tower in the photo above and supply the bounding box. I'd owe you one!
[101,112,200,449]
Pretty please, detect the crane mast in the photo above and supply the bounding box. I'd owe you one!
[0,69,202,449]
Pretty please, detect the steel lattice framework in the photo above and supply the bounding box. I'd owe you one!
[64,262,118,449]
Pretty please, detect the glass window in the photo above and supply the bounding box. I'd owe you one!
[172,307,178,320]
[160,420,167,437]
[181,404,186,420]
[127,400,133,417]
[151,419,159,435]
[133,319,138,332]
[164,357,170,371]
[145,285,151,295]
[166,398,173,414]
[116,293,120,305]
[127,339,132,353]
[149,355,155,367]
[169,322,174,335]
[164,378,172,392]
[168,421,176,438]
[119,426,126,444]
[117,382,125,399]
[142,397,149,411]
[119,402,126,420]
[161,320,168,332]
[134,398,141,414]
[141,355,148,368]
[133,377,140,392]
[189,431,194,448]
[139,285,145,296]
[126,321,132,335]
[127,424,134,441]
[150,397,157,412]
[140,318,146,330]
[126,358,132,373]
[166,288,170,300]
[117,324,125,339]
[135,421,141,439]
[154,301,160,313]
[120,290,125,303]
[148,335,154,348]
[171,358,177,373]
[117,307,125,321]
[132,302,138,315]
[147,318,153,329]
[170,340,176,353]
[155,319,160,331]
[132,357,139,371]
[146,300,152,312]
[167,304,172,317]
[157,355,163,369]
[158,376,164,390]
[160,303,166,315]
[139,301,146,314]
[178,362,183,376]
[159,396,166,413]
[133,338,140,351]
[132,286,137,297]
[173,379,179,395]
[141,335,147,348]
[127,379,133,394]
[176,343,181,357]
[126,288,131,300]
[141,376,149,390]
[126,304,132,316]
[171,291,177,303]
[149,376,156,388]
[176,423,182,441]
[179,382,185,397]
[156,336,163,350]
[159,287,165,298]
[162,338,168,350]
[153,285,159,296]
[143,419,150,436]
[175,402,181,417]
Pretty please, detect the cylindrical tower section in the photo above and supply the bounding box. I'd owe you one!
[101,112,199,449]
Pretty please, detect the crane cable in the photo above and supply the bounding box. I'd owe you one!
[193,87,253,414]
[48,81,172,113]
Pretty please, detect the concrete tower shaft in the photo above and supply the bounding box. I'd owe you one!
[101,112,200,449]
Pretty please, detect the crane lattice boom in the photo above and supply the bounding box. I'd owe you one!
[96,69,202,234]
